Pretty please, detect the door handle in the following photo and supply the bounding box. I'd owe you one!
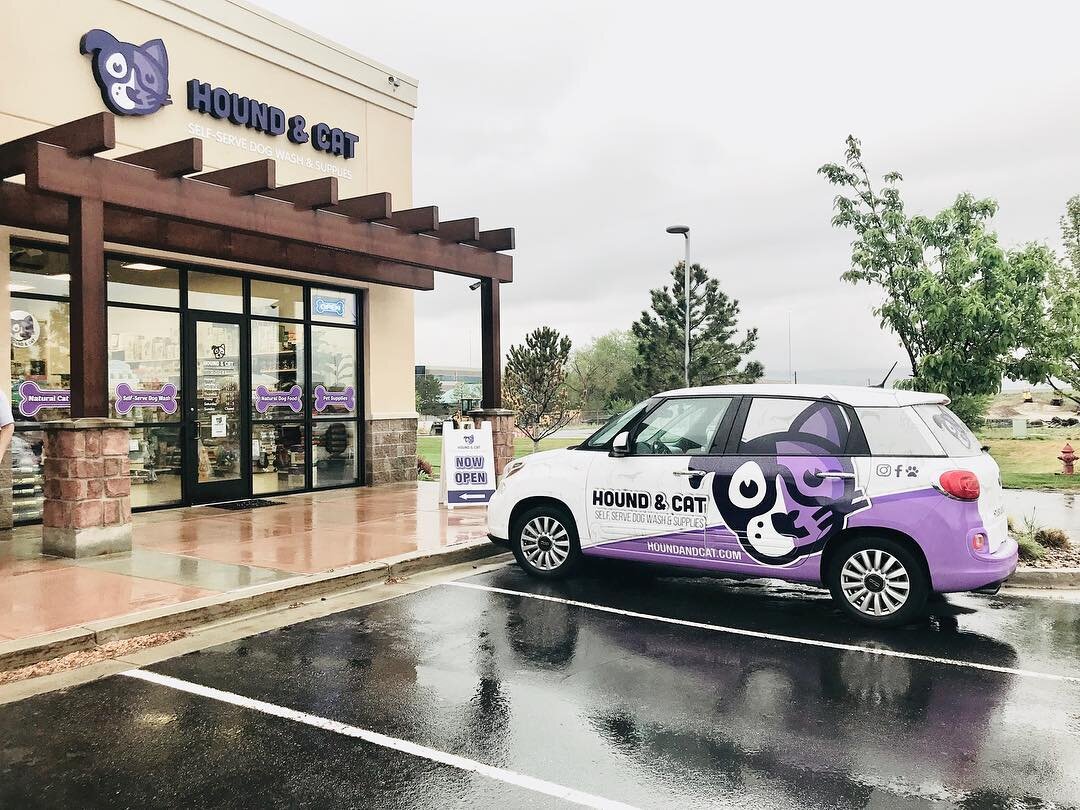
[815,471,855,480]
[673,470,705,477]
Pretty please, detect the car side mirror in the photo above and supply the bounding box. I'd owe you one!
[610,431,630,458]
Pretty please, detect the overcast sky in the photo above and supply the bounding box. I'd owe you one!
[255,0,1080,385]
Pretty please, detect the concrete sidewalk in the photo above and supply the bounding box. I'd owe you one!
[0,482,498,668]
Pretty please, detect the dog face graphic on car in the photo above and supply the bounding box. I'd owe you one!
[693,399,869,565]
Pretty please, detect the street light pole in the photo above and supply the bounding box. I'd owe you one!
[666,225,691,387]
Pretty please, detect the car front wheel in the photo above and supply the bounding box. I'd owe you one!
[827,538,929,627]
[511,505,581,579]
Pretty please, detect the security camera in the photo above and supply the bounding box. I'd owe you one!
[388,76,401,89]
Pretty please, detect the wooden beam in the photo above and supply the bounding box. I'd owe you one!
[327,192,392,222]
[116,138,203,178]
[259,177,338,210]
[480,279,502,409]
[427,217,479,243]
[68,196,108,417]
[0,112,115,178]
[193,159,276,194]
[0,181,434,291]
[26,144,512,281]
[466,228,515,252]
[381,206,439,234]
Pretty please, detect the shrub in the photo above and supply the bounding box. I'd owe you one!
[417,456,434,481]
[1034,528,1070,549]
[1011,513,1045,563]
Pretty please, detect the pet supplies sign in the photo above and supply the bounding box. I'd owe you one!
[440,422,496,507]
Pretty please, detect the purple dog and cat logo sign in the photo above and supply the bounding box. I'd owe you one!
[80,29,171,116]
[114,382,177,415]
[255,384,303,414]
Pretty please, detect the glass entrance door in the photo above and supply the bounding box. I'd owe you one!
[185,314,249,504]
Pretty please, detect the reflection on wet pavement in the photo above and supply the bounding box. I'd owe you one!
[0,482,486,640]
[3,561,1078,807]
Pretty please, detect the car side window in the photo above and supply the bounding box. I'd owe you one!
[631,397,733,456]
[738,397,854,455]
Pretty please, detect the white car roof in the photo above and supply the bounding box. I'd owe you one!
[654,383,949,408]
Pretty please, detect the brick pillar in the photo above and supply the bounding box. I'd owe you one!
[469,408,515,477]
[42,419,133,558]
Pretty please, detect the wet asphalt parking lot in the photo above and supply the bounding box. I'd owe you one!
[2,559,1079,809]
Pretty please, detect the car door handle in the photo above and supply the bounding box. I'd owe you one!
[815,471,855,480]
[672,470,705,478]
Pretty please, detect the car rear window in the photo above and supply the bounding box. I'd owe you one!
[855,406,944,456]
[913,404,981,457]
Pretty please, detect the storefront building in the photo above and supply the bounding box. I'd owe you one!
[0,0,513,542]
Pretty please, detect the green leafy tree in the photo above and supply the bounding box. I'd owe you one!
[565,330,639,417]
[630,262,762,396]
[414,373,444,416]
[819,135,1033,423]
[503,326,574,451]
[1010,197,1080,405]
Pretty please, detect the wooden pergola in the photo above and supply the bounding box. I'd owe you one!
[0,112,511,415]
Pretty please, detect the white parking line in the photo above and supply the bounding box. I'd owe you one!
[121,669,638,810]
[446,581,1080,685]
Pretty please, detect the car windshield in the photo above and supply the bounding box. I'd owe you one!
[583,399,654,449]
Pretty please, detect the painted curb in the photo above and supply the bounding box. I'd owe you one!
[1005,567,1080,589]
[0,540,503,672]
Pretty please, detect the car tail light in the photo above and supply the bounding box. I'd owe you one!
[939,470,980,501]
[972,532,987,552]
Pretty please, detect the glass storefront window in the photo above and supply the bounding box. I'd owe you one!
[11,297,70,423]
[251,320,305,419]
[311,325,357,417]
[310,288,356,325]
[129,425,183,508]
[252,422,306,494]
[251,280,303,319]
[108,307,181,422]
[107,259,180,308]
[311,420,357,488]
[11,429,44,523]
[10,243,70,297]
[188,271,243,313]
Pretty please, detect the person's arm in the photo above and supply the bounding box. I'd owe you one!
[0,393,13,460]
[0,422,12,461]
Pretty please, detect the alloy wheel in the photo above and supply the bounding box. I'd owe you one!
[519,515,571,571]
[840,549,911,617]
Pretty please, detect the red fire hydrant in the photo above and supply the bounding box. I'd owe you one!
[1060,443,1077,475]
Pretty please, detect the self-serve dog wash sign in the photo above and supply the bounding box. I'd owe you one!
[440,422,496,507]
[79,28,359,161]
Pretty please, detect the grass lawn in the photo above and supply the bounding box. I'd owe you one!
[417,435,580,478]
[419,426,1080,490]
[978,428,1080,490]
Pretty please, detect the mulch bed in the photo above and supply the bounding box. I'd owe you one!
[0,631,188,686]
[1023,544,1080,569]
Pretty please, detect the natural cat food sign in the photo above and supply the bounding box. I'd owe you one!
[440,422,496,507]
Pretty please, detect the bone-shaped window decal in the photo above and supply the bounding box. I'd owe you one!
[17,380,71,417]
[114,382,178,415]
[314,384,355,412]
[254,384,303,414]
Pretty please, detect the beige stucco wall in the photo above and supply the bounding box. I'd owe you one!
[0,0,418,419]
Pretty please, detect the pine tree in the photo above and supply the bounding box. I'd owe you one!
[630,262,762,395]
[503,326,574,452]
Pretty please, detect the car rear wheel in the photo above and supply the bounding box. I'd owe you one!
[511,505,581,579]
[827,537,928,627]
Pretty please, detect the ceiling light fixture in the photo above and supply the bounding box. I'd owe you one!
[121,262,167,271]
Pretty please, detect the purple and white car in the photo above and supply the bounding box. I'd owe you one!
[486,385,1018,626]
